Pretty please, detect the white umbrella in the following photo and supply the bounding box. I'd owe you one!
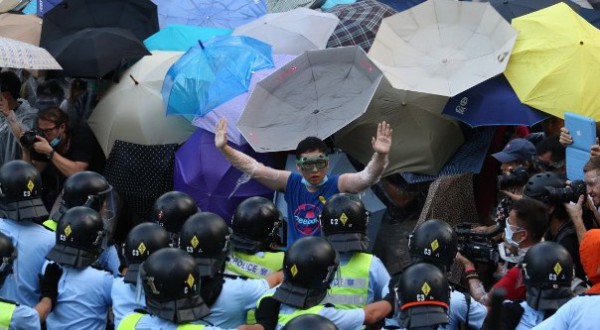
[368,0,517,96]
[0,36,62,70]
[233,8,339,55]
[88,51,196,156]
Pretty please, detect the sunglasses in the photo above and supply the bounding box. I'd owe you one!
[296,155,329,171]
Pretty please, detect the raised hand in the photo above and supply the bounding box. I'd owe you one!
[371,121,392,155]
[215,118,229,149]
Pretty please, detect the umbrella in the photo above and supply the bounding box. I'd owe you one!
[0,35,62,70]
[153,0,267,29]
[192,53,297,146]
[0,13,41,45]
[88,51,196,156]
[504,3,600,121]
[22,0,36,14]
[173,128,277,223]
[441,75,549,128]
[273,152,386,251]
[265,0,322,13]
[0,0,20,12]
[233,8,339,55]
[40,0,158,46]
[144,24,231,52]
[321,0,356,11]
[489,0,579,22]
[43,27,150,78]
[374,0,425,12]
[237,46,383,153]
[368,0,518,97]
[36,0,61,16]
[334,78,464,176]
[162,35,273,117]
[326,0,396,52]
[579,7,600,28]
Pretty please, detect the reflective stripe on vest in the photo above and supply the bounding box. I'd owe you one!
[117,313,206,330]
[42,219,58,231]
[327,252,372,309]
[0,301,16,329]
[225,251,283,279]
[258,292,326,328]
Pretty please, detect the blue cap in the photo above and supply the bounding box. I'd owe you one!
[492,138,536,163]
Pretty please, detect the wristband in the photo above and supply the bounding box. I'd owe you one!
[47,150,55,160]
[464,266,476,274]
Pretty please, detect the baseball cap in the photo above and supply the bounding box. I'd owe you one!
[492,138,536,163]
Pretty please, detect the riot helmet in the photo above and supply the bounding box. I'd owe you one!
[141,247,210,323]
[319,193,369,253]
[523,172,565,205]
[522,241,574,311]
[152,191,198,235]
[179,212,231,277]
[0,160,48,221]
[46,206,104,268]
[282,314,339,330]
[408,219,458,271]
[273,236,339,309]
[231,196,282,254]
[397,262,450,330]
[123,222,170,284]
[0,231,16,287]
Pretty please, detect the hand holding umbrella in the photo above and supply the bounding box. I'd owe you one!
[371,121,392,155]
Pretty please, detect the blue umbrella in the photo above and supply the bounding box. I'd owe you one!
[22,0,37,14]
[162,35,274,116]
[36,0,61,17]
[375,0,424,12]
[578,7,600,28]
[153,0,267,29]
[144,24,232,51]
[442,75,549,128]
[321,0,356,11]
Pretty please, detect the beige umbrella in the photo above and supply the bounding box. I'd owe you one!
[88,51,196,156]
[0,0,20,13]
[0,35,62,70]
[0,13,41,46]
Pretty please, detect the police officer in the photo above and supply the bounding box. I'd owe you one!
[0,160,54,307]
[502,241,574,329]
[112,222,171,328]
[41,206,113,330]
[226,196,284,279]
[180,212,281,328]
[118,247,226,329]
[247,236,393,330]
[396,262,450,330]
[281,314,338,330]
[319,193,390,309]
[151,190,199,246]
[0,231,41,329]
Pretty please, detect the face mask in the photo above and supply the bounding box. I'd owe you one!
[498,243,529,264]
[301,175,329,188]
[504,223,525,248]
[50,137,61,147]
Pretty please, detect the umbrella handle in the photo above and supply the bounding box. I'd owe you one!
[129,75,139,85]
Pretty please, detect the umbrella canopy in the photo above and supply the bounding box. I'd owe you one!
[40,0,159,46]
[162,35,273,117]
[489,0,579,22]
[88,51,196,156]
[368,0,518,97]
[173,128,276,223]
[579,7,600,28]
[192,53,297,146]
[274,152,386,251]
[442,75,549,127]
[43,27,150,78]
[504,3,600,120]
[144,24,231,51]
[0,35,62,70]
[153,0,267,29]
[0,13,41,46]
[375,0,425,11]
[265,0,322,13]
[233,8,339,55]
[0,0,20,13]
[36,0,61,16]
[326,0,396,52]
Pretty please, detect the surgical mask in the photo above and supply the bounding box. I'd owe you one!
[49,137,61,147]
[504,223,525,248]
[498,243,529,264]
[301,175,329,188]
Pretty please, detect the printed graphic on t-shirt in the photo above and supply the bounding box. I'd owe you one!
[293,203,322,236]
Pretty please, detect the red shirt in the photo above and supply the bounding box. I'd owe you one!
[492,267,526,301]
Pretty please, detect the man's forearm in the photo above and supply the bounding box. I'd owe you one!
[339,152,389,193]
[466,277,489,305]
[51,153,88,177]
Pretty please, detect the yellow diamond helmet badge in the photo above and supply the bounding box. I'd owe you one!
[64,225,72,237]
[137,242,147,255]
[186,274,195,288]
[27,179,34,192]
[421,281,431,296]
[554,262,563,275]
[290,264,298,277]
[339,212,348,225]
[191,235,199,249]
[431,239,439,252]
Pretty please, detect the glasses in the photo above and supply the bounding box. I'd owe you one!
[39,126,58,135]
[296,155,329,172]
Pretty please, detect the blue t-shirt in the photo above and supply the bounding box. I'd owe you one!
[284,173,340,247]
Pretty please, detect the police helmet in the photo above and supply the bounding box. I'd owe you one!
[283,314,339,330]
[231,196,282,254]
[273,236,339,309]
[152,191,198,234]
[62,171,111,210]
[179,212,231,277]
[319,193,369,253]
[46,206,104,268]
[141,247,210,323]
[123,222,171,284]
[523,172,565,205]
[0,231,16,287]
[397,262,450,329]
[0,160,48,221]
[408,219,458,271]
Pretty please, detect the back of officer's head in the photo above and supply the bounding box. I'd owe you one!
[123,222,170,284]
[283,314,339,330]
[0,231,16,288]
[0,160,48,221]
[408,219,458,272]
[151,191,198,235]
[510,198,549,245]
[320,193,369,253]
[231,196,282,254]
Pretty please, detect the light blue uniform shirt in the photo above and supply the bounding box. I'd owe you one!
[515,301,544,330]
[532,295,600,330]
[278,302,365,330]
[205,276,270,328]
[46,264,113,330]
[130,314,233,330]
[0,219,54,307]
[3,302,41,330]
[112,277,145,328]
[97,245,122,276]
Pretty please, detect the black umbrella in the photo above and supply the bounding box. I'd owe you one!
[489,0,580,22]
[43,27,150,78]
[40,0,158,47]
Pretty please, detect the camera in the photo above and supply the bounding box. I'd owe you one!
[545,180,587,204]
[19,129,45,148]
[497,166,530,190]
[455,223,501,264]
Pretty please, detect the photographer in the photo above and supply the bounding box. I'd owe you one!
[21,107,105,210]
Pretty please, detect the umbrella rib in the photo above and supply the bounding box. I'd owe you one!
[306,52,320,133]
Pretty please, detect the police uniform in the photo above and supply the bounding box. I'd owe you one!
[513,301,544,330]
[277,301,364,330]
[225,250,283,279]
[119,312,232,330]
[0,297,41,330]
[532,295,600,329]
[111,277,144,328]
[443,289,487,330]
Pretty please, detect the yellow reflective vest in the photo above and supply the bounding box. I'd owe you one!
[118,312,206,330]
[327,252,372,309]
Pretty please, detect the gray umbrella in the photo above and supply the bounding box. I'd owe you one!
[274,152,386,252]
[237,46,383,153]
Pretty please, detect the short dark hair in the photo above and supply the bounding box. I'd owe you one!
[295,136,329,159]
[0,71,21,100]
[584,156,600,175]
[512,198,549,242]
[536,135,565,163]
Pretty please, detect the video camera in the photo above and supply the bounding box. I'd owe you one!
[455,223,501,264]
[497,166,529,190]
[545,180,587,204]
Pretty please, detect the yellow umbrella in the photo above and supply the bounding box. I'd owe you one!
[504,3,600,121]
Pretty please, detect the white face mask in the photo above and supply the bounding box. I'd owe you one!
[498,243,529,264]
[504,223,525,248]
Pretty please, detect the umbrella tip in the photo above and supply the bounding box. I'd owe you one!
[129,75,139,85]
[580,41,584,45]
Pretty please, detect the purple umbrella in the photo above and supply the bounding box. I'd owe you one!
[173,128,276,223]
